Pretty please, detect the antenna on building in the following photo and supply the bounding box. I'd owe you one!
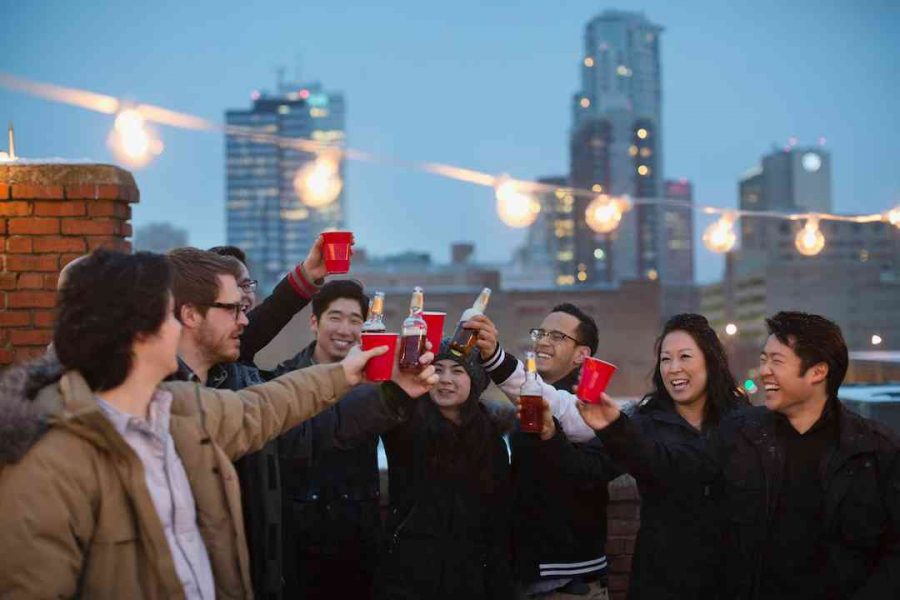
[8,122,15,160]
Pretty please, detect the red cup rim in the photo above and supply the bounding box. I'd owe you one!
[584,357,617,369]
[422,311,447,316]
[322,230,353,237]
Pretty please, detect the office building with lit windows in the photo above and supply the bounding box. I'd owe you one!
[225,82,345,292]
[568,10,667,286]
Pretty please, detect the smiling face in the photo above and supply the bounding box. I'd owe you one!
[759,334,828,416]
[311,297,365,363]
[430,358,472,409]
[659,330,709,411]
[533,311,590,384]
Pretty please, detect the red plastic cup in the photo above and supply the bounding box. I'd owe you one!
[360,332,398,382]
[321,231,353,274]
[422,312,446,353]
[576,357,618,404]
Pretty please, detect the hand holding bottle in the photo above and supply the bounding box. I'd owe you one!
[516,395,555,440]
[463,314,500,360]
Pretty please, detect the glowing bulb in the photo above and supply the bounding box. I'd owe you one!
[495,176,540,228]
[107,108,163,169]
[872,334,883,346]
[585,195,628,234]
[584,57,594,67]
[637,128,648,139]
[886,205,900,229]
[725,323,738,336]
[702,215,737,253]
[294,152,343,207]
[795,218,825,256]
[580,97,591,108]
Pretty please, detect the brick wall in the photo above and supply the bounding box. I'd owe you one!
[0,163,139,365]
[606,475,640,599]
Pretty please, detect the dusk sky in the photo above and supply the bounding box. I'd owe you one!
[3,0,898,282]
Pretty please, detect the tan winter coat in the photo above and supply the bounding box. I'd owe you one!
[0,360,350,599]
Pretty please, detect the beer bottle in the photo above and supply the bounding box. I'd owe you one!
[362,291,387,333]
[448,287,492,357]
[518,351,544,433]
[398,287,427,371]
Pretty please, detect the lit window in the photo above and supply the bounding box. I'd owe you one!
[616,65,631,76]
[577,271,588,282]
[584,57,594,67]
[580,97,591,108]
[637,128,648,139]
[640,147,652,157]
[647,269,658,281]
[278,105,290,115]
[592,184,603,192]
[638,165,650,176]
[310,108,329,118]
[860,250,870,262]
[556,275,576,286]
[628,145,638,156]
[594,248,606,259]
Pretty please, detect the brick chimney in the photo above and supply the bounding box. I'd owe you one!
[0,163,139,365]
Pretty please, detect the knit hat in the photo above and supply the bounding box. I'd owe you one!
[434,338,489,400]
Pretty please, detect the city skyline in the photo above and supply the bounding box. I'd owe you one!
[2,1,898,283]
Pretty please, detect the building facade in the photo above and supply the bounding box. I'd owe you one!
[226,82,345,292]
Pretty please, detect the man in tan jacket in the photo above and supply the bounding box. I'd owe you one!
[0,249,436,599]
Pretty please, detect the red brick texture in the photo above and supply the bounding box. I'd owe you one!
[0,165,139,365]
[607,476,640,599]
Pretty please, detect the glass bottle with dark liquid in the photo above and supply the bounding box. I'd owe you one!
[518,352,544,433]
[398,287,427,371]
[362,291,387,333]
[448,287,491,357]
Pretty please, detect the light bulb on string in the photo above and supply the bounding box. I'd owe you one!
[702,214,737,253]
[585,195,629,233]
[293,150,343,208]
[886,205,900,229]
[107,108,163,169]
[494,176,540,228]
[795,217,825,256]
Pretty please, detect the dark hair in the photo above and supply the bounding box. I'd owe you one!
[54,250,173,391]
[765,311,848,402]
[640,313,745,427]
[551,303,599,355]
[167,247,243,320]
[311,279,369,320]
[208,245,247,266]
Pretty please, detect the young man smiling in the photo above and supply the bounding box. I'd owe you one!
[717,311,899,598]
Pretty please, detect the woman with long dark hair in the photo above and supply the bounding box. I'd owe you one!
[577,313,748,599]
[377,340,515,600]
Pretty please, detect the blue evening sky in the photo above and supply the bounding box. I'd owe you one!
[2,0,898,282]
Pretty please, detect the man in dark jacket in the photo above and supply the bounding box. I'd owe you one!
[714,312,900,599]
[471,304,619,598]
[271,279,384,599]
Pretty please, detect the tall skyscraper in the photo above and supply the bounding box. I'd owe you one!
[569,10,664,285]
[226,82,345,292]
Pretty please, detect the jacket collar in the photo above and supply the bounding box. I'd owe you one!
[551,367,581,393]
[172,357,228,389]
[293,341,318,369]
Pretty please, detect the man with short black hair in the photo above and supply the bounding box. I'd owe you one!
[468,304,617,599]
[271,279,385,598]
[715,311,899,598]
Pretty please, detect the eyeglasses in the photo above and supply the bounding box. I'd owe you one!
[530,328,583,345]
[238,279,258,293]
[203,301,250,321]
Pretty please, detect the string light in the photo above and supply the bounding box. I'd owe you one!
[703,214,737,253]
[2,74,897,252]
[495,176,540,228]
[585,195,629,233]
[107,108,163,169]
[725,323,738,336]
[293,151,343,207]
[887,205,900,229]
[795,217,826,256]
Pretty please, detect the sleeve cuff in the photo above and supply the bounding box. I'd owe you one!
[287,262,323,299]
[480,344,504,371]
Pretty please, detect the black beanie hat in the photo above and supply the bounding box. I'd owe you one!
[434,338,489,400]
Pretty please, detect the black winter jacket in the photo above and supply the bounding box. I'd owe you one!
[596,405,730,599]
[715,403,900,599]
[379,388,515,600]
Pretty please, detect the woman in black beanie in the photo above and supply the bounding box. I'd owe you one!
[377,340,516,600]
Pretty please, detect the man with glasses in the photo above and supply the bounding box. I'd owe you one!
[467,304,619,600]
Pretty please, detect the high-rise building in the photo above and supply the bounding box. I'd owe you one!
[739,144,832,257]
[226,82,345,292]
[569,10,664,285]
